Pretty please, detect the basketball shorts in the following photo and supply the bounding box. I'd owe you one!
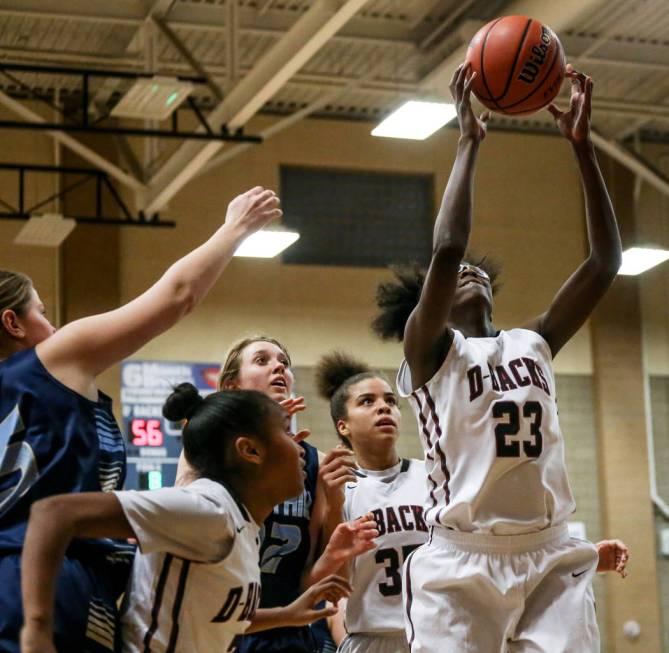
[402,523,599,653]
[338,631,409,653]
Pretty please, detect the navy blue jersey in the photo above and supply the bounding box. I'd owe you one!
[0,348,134,653]
[258,440,319,607]
[235,441,320,653]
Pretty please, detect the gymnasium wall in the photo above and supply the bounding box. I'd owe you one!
[0,104,60,326]
[118,113,592,373]
[3,107,669,650]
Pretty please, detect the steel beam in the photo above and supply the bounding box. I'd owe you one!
[153,15,224,101]
[198,74,369,177]
[142,0,369,214]
[420,0,607,95]
[590,129,669,198]
[0,89,144,192]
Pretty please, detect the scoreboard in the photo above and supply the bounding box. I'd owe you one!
[121,360,219,490]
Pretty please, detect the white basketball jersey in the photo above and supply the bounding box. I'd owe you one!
[343,459,429,635]
[397,328,575,535]
[115,478,261,653]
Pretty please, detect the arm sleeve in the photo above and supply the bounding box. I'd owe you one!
[114,482,234,562]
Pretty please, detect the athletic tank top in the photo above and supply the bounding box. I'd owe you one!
[117,479,261,653]
[0,348,134,650]
[397,329,575,535]
[344,459,428,635]
[257,440,319,607]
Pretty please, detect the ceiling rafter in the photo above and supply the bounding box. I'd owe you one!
[141,0,371,215]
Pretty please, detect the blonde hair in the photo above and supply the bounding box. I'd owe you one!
[0,270,33,321]
[217,335,291,390]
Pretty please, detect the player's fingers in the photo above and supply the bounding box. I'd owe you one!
[356,528,380,541]
[321,447,355,464]
[546,103,561,119]
[584,77,593,113]
[463,70,477,95]
[480,110,490,123]
[315,575,353,592]
[293,429,310,443]
[309,607,339,621]
[320,455,357,474]
[449,63,464,89]
[324,468,358,484]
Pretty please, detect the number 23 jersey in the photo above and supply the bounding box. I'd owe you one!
[397,328,575,536]
[343,459,429,635]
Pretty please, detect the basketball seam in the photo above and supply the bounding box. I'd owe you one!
[499,38,562,112]
[494,17,534,102]
[479,17,504,108]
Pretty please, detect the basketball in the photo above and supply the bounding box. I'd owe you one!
[465,16,566,116]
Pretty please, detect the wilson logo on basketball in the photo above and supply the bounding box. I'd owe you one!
[517,27,552,84]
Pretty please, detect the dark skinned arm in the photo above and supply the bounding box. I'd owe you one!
[20,493,134,653]
[404,62,489,389]
[524,67,622,356]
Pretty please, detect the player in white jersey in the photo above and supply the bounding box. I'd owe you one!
[20,386,363,653]
[372,63,623,652]
[315,352,427,653]
[316,354,628,653]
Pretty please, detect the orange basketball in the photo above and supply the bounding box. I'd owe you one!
[465,16,566,116]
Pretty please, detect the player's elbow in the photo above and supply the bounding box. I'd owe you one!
[29,495,68,525]
[587,252,622,283]
[170,279,199,319]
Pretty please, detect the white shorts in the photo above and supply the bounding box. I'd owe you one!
[338,632,409,653]
[402,524,599,653]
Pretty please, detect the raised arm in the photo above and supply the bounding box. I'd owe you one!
[525,68,622,356]
[21,493,133,653]
[38,187,281,396]
[404,63,488,388]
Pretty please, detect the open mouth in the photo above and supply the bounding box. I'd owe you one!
[460,277,483,288]
[270,377,287,389]
[375,418,397,429]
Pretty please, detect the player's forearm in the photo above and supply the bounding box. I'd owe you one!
[572,140,622,274]
[21,498,77,631]
[433,137,480,256]
[159,222,248,319]
[246,607,299,633]
[303,549,347,587]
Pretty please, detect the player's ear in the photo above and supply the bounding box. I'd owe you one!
[234,436,263,465]
[1,308,25,339]
[336,419,350,439]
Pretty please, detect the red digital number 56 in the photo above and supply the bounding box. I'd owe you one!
[131,419,164,447]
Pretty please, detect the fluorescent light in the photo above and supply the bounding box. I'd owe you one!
[234,230,300,258]
[372,100,457,140]
[14,213,76,247]
[111,76,193,120]
[618,247,669,275]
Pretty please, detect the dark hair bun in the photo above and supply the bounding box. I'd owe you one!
[315,351,370,400]
[163,383,204,421]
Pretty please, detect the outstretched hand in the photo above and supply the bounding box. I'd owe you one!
[283,575,352,627]
[325,513,379,563]
[596,539,629,578]
[449,62,489,142]
[280,396,310,443]
[225,186,282,235]
[547,65,593,143]
[318,447,358,509]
